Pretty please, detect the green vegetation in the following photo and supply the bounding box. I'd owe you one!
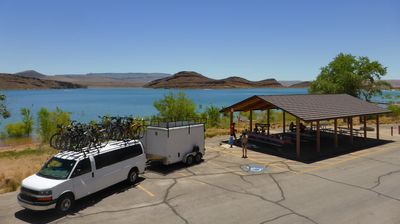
[0,93,10,122]
[37,107,71,142]
[154,92,197,120]
[0,146,56,159]
[5,108,34,137]
[309,53,390,101]
[21,108,33,135]
[383,93,400,118]
[5,122,26,137]
[202,106,221,127]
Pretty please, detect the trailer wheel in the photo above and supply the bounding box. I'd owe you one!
[195,153,202,163]
[186,155,194,166]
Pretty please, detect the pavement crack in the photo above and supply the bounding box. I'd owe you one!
[239,174,255,186]
[164,179,189,224]
[269,174,285,202]
[306,172,400,203]
[259,213,292,224]
[370,169,400,189]
[193,178,319,224]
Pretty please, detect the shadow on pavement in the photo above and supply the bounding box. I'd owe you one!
[146,160,202,175]
[223,135,393,164]
[14,178,145,223]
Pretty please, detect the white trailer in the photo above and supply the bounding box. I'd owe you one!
[142,121,205,165]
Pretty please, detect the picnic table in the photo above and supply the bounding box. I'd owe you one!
[338,127,363,137]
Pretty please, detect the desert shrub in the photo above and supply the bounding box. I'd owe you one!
[203,106,221,127]
[21,108,33,135]
[5,122,26,137]
[153,92,197,121]
[37,107,71,142]
[388,104,400,118]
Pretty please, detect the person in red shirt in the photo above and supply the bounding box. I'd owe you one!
[229,122,237,148]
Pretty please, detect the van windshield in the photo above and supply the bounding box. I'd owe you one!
[37,157,76,180]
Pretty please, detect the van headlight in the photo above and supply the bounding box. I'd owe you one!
[38,190,52,195]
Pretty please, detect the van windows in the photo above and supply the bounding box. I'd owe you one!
[71,158,91,178]
[95,144,143,169]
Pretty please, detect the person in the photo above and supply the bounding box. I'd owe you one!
[241,130,248,158]
[229,122,236,148]
[300,123,306,133]
[289,122,295,132]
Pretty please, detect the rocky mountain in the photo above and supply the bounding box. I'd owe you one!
[49,73,170,87]
[0,73,86,90]
[14,70,47,79]
[144,71,283,89]
[289,81,311,88]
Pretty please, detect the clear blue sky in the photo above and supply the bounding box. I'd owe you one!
[0,0,399,80]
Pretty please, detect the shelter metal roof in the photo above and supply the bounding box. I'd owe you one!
[220,94,390,122]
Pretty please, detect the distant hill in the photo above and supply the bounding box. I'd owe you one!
[14,70,47,79]
[0,73,86,90]
[385,80,400,89]
[279,80,304,86]
[49,73,170,87]
[144,71,283,89]
[289,81,311,88]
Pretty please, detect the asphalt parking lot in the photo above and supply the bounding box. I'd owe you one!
[1,127,400,224]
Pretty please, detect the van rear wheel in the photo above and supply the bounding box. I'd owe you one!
[127,168,139,184]
[56,193,74,214]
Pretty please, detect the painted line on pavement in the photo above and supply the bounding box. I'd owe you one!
[137,185,155,197]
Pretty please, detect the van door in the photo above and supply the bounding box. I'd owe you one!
[70,157,96,199]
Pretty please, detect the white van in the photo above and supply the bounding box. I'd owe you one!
[17,140,146,213]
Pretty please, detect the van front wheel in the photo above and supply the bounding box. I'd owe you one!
[56,193,74,214]
[127,168,139,184]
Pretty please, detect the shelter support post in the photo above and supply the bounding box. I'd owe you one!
[249,110,253,132]
[229,109,234,128]
[282,111,286,133]
[376,115,380,140]
[316,120,320,153]
[267,109,270,135]
[349,117,353,145]
[296,117,300,158]
[334,119,338,148]
[363,115,367,139]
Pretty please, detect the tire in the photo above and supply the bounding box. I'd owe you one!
[49,133,60,149]
[195,153,202,163]
[186,155,194,166]
[56,193,74,214]
[127,168,139,184]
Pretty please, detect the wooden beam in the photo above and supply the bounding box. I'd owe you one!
[376,115,380,140]
[363,115,367,139]
[267,109,270,135]
[282,111,286,133]
[296,117,300,158]
[229,109,234,128]
[334,119,338,148]
[316,120,320,153]
[249,110,253,132]
[349,116,353,145]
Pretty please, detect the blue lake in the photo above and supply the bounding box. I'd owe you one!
[1,88,398,130]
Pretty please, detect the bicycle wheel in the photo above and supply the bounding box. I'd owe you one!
[50,133,61,150]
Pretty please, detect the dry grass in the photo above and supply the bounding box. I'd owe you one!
[0,145,56,194]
